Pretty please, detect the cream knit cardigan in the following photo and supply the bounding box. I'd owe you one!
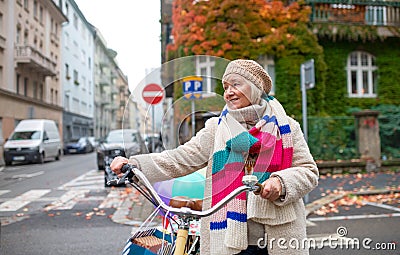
[130,116,319,255]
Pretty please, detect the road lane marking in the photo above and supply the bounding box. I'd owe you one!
[0,189,51,212]
[363,201,400,212]
[309,213,400,222]
[11,171,44,179]
[58,169,104,190]
[0,190,11,196]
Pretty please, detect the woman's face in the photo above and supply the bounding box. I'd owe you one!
[223,74,252,109]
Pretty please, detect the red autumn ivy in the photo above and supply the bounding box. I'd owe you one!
[167,0,315,60]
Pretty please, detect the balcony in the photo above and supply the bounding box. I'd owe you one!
[15,45,57,76]
[99,73,110,86]
[308,0,400,27]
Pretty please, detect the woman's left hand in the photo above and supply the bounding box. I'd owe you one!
[260,177,282,201]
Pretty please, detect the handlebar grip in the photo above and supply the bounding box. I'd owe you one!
[253,183,264,195]
[121,163,133,173]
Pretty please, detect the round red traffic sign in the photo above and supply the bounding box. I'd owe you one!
[142,83,164,105]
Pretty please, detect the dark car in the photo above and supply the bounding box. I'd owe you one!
[96,129,146,187]
[64,137,94,154]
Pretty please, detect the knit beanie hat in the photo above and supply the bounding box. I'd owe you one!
[222,59,272,94]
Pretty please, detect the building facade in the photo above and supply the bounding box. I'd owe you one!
[0,0,67,163]
[93,29,130,139]
[56,0,94,143]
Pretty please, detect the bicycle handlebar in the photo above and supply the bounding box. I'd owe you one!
[107,164,262,219]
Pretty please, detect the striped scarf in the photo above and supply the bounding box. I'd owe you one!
[210,95,293,254]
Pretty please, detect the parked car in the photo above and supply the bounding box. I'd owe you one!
[87,136,98,149]
[64,137,94,154]
[96,129,146,187]
[144,133,164,153]
[3,119,62,165]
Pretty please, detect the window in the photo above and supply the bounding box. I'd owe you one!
[0,117,3,141]
[0,13,3,35]
[65,63,70,79]
[33,81,38,98]
[24,0,28,10]
[39,83,43,100]
[24,29,28,44]
[65,3,69,17]
[196,56,216,93]
[16,74,20,94]
[33,1,37,18]
[64,94,70,111]
[39,6,43,23]
[16,25,21,43]
[73,13,78,30]
[24,77,28,96]
[366,6,386,25]
[347,51,377,98]
[73,70,79,85]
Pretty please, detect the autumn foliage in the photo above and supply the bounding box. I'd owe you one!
[167,0,314,60]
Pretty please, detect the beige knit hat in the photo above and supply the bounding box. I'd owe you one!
[222,59,272,94]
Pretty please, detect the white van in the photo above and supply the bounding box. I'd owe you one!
[3,119,62,165]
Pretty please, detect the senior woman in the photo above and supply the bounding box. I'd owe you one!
[111,59,319,255]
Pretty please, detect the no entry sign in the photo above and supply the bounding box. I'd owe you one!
[142,83,164,105]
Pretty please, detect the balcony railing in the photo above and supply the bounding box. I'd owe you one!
[307,0,400,7]
[15,45,57,76]
[309,2,400,26]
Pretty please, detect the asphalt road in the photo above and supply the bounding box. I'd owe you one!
[0,153,398,254]
[0,153,133,255]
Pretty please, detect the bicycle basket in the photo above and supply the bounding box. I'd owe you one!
[122,227,174,255]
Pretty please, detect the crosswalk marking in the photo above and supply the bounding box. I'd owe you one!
[0,170,123,215]
[58,170,104,190]
[99,189,125,209]
[0,190,10,196]
[44,189,89,210]
[0,189,51,212]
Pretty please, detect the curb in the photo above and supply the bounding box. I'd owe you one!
[111,190,161,227]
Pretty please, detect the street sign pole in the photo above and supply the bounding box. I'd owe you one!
[300,59,315,204]
[300,59,315,143]
[191,100,195,136]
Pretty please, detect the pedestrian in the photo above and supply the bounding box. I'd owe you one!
[111,59,319,255]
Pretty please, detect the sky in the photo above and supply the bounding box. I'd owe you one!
[74,0,162,93]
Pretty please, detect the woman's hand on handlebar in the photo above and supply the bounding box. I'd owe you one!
[260,177,282,201]
[110,156,129,177]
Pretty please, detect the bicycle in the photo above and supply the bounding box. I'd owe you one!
[108,164,264,255]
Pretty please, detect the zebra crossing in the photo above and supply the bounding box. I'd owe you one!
[0,170,128,215]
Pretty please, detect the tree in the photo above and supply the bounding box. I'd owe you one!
[167,0,327,117]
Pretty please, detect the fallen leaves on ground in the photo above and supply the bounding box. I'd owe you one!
[313,192,400,216]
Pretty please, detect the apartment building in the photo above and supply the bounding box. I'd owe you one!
[55,0,94,143]
[93,28,131,138]
[0,0,67,140]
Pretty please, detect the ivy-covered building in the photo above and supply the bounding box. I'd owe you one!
[160,0,400,160]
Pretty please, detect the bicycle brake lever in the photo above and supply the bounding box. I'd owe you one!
[253,183,264,195]
[107,164,134,186]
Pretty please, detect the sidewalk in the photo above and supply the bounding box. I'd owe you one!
[112,169,400,226]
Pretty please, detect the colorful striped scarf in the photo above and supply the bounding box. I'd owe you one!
[210,95,293,254]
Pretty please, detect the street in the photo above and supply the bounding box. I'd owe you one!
[0,153,132,255]
[0,153,398,254]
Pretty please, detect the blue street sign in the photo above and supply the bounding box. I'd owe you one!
[183,76,203,100]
